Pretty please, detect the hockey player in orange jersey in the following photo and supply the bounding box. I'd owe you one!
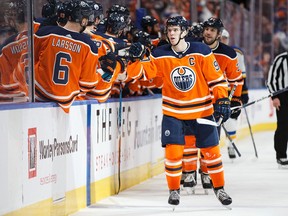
[86,7,154,100]
[0,1,31,102]
[124,30,160,96]
[198,17,244,189]
[220,28,250,159]
[141,15,161,48]
[202,17,243,102]
[34,0,118,113]
[179,17,244,192]
[82,8,129,101]
[142,16,232,207]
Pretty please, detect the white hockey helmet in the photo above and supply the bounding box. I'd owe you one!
[221,29,230,38]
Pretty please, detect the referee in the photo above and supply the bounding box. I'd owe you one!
[267,51,288,166]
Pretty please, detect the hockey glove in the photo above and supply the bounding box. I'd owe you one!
[230,96,242,119]
[128,42,145,60]
[214,98,231,123]
[99,52,117,81]
[241,78,249,104]
[241,92,249,105]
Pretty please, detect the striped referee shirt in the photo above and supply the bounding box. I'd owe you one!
[267,51,288,95]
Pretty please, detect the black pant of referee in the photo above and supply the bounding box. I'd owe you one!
[274,92,288,162]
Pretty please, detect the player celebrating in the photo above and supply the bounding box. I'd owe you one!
[143,15,232,208]
[141,15,161,48]
[83,1,104,35]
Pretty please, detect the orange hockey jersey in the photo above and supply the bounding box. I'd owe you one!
[0,31,29,101]
[89,31,152,99]
[211,42,243,98]
[150,34,161,48]
[143,41,229,120]
[34,25,100,113]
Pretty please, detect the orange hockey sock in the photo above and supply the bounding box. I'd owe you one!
[165,144,184,190]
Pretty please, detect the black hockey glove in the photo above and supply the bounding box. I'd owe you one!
[230,96,242,119]
[99,52,117,81]
[214,98,231,123]
[241,78,249,104]
[241,92,249,105]
[128,42,145,60]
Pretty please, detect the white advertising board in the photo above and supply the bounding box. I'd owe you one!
[0,105,87,214]
[237,89,276,129]
[0,90,276,215]
[90,98,163,181]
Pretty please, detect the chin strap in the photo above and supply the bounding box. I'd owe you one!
[167,30,186,46]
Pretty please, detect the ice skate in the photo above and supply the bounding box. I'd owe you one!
[168,189,180,210]
[228,146,236,159]
[183,171,197,195]
[180,173,187,190]
[277,158,288,169]
[201,173,212,194]
[213,187,232,209]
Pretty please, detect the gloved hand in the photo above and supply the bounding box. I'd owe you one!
[214,98,231,123]
[134,31,151,47]
[128,42,145,60]
[230,96,242,119]
[99,52,117,81]
[241,92,249,105]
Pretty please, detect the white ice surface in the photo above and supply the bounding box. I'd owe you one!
[70,131,288,216]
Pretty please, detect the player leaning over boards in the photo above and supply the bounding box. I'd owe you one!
[34,0,118,113]
[142,16,232,208]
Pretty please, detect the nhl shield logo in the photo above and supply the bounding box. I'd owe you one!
[170,66,196,92]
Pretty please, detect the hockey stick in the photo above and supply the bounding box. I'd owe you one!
[216,83,238,125]
[221,124,241,157]
[146,88,155,96]
[231,86,288,114]
[221,83,242,157]
[196,118,241,157]
[116,85,123,194]
[243,106,258,158]
[197,84,238,126]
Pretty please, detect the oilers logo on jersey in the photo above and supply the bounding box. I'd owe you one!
[170,66,196,92]
[165,130,171,136]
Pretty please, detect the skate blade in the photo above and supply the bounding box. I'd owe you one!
[171,205,176,211]
[204,189,209,195]
[184,187,195,195]
[278,164,288,169]
[180,184,184,191]
[223,204,232,210]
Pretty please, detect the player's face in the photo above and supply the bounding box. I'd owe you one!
[81,18,89,27]
[94,17,101,25]
[203,26,219,45]
[167,26,182,46]
[79,18,89,33]
[152,23,160,35]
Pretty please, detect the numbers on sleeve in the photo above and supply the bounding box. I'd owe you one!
[53,52,72,85]
[213,60,220,71]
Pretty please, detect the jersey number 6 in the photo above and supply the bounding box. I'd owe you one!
[53,52,72,85]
